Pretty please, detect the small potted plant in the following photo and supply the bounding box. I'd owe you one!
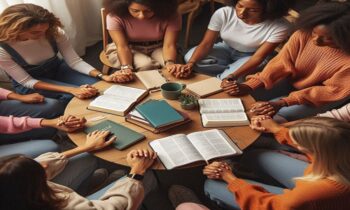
[179,94,198,110]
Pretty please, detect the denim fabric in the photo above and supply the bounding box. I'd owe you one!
[184,42,271,81]
[52,153,98,192]
[0,140,59,158]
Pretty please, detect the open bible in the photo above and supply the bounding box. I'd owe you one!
[149,129,242,170]
[87,85,148,116]
[199,98,249,127]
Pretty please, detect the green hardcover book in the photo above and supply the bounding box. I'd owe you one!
[84,120,145,150]
[135,100,184,128]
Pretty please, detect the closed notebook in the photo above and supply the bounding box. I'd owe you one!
[84,120,145,150]
[135,100,184,128]
[186,77,223,98]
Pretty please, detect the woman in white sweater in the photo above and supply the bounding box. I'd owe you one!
[0,130,157,210]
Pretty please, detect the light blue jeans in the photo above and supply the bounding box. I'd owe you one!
[184,42,271,80]
[0,140,59,158]
[251,79,350,121]
[204,149,308,209]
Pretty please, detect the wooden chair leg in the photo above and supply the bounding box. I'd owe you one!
[102,65,110,75]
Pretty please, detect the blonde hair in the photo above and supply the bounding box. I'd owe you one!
[289,117,350,185]
[0,3,63,42]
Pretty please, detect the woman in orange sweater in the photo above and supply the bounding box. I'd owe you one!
[221,2,350,121]
[195,117,350,210]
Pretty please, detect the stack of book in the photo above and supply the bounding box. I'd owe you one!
[125,100,191,133]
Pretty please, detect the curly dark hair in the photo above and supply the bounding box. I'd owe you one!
[103,0,178,20]
[295,2,350,54]
[227,0,295,20]
[0,155,67,210]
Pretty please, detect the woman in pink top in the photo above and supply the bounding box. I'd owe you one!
[104,0,181,71]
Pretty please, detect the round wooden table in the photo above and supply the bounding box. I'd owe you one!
[65,71,259,169]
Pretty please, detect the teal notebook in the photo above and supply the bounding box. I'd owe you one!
[84,120,145,150]
[135,100,184,128]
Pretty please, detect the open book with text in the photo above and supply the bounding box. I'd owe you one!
[135,70,167,90]
[149,129,242,170]
[87,85,148,116]
[199,98,249,127]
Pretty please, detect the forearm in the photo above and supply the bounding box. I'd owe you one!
[188,43,213,63]
[117,46,133,66]
[61,145,91,158]
[163,45,177,64]
[6,92,23,101]
[33,81,74,94]
[231,56,264,78]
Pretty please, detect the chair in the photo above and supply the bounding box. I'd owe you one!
[177,0,207,49]
[99,8,113,74]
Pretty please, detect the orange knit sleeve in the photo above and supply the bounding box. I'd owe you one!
[283,68,350,106]
[244,31,303,90]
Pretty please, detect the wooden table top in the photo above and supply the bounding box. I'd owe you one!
[65,70,259,170]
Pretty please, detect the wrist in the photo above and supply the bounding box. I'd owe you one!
[130,167,146,175]
[164,59,175,66]
[222,171,237,183]
[40,118,57,128]
[96,72,104,80]
[277,99,288,107]
[120,64,134,71]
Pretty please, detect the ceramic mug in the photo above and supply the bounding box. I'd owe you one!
[160,82,186,100]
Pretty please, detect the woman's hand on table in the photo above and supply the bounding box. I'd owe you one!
[127,149,157,175]
[70,85,98,99]
[250,100,287,117]
[221,80,252,96]
[41,115,86,132]
[85,130,116,151]
[109,69,134,83]
[167,63,192,78]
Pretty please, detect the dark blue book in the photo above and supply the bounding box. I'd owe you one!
[135,100,184,128]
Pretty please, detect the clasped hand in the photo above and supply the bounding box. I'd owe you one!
[72,84,99,99]
[203,161,232,180]
[166,63,192,78]
[221,78,252,96]
[106,69,134,83]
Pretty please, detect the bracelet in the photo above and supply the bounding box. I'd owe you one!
[127,173,144,181]
[164,59,175,66]
[96,73,104,80]
[120,64,134,70]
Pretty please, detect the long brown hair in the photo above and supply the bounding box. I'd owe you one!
[0,3,63,42]
[290,117,350,185]
[0,155,67,210]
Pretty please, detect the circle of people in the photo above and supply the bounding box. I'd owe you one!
[0,0,349,210]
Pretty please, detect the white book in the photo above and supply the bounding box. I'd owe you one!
[149,129,242,169]
[88,85,148,116]
[198,98,249,127]
[135,70,167,90]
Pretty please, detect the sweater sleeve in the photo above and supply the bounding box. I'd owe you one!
[283,68,350,106]
[56,177,144,210]
[0,87,12,100]
[318,103,350,122]
[0,47,39,88]
[34,152,68,180]
[0,115,42,134]
[227,178,313,210]
[244,31,303,90]
[56,28,95,75]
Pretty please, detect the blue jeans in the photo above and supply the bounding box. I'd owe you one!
[185,42,271,80]
[52,153,98,192]
[0,140,59,158]
[13,59,98,105]
[204,149,308,209]
[251,79,349,121]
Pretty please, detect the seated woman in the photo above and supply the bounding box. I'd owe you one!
[169,0,293,79]
[104,0,181,71]
[0,4,132,105]
[177,117,350,210]
[223,2,350,121]
[0,131,157,210]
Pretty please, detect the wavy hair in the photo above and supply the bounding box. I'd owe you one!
[0,155,67,210]
[103,0,178,20]
[289,117,350,185]
[0,3,63,42]
[295,1,350,54]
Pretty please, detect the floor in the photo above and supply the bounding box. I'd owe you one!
[79,2,318,209]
